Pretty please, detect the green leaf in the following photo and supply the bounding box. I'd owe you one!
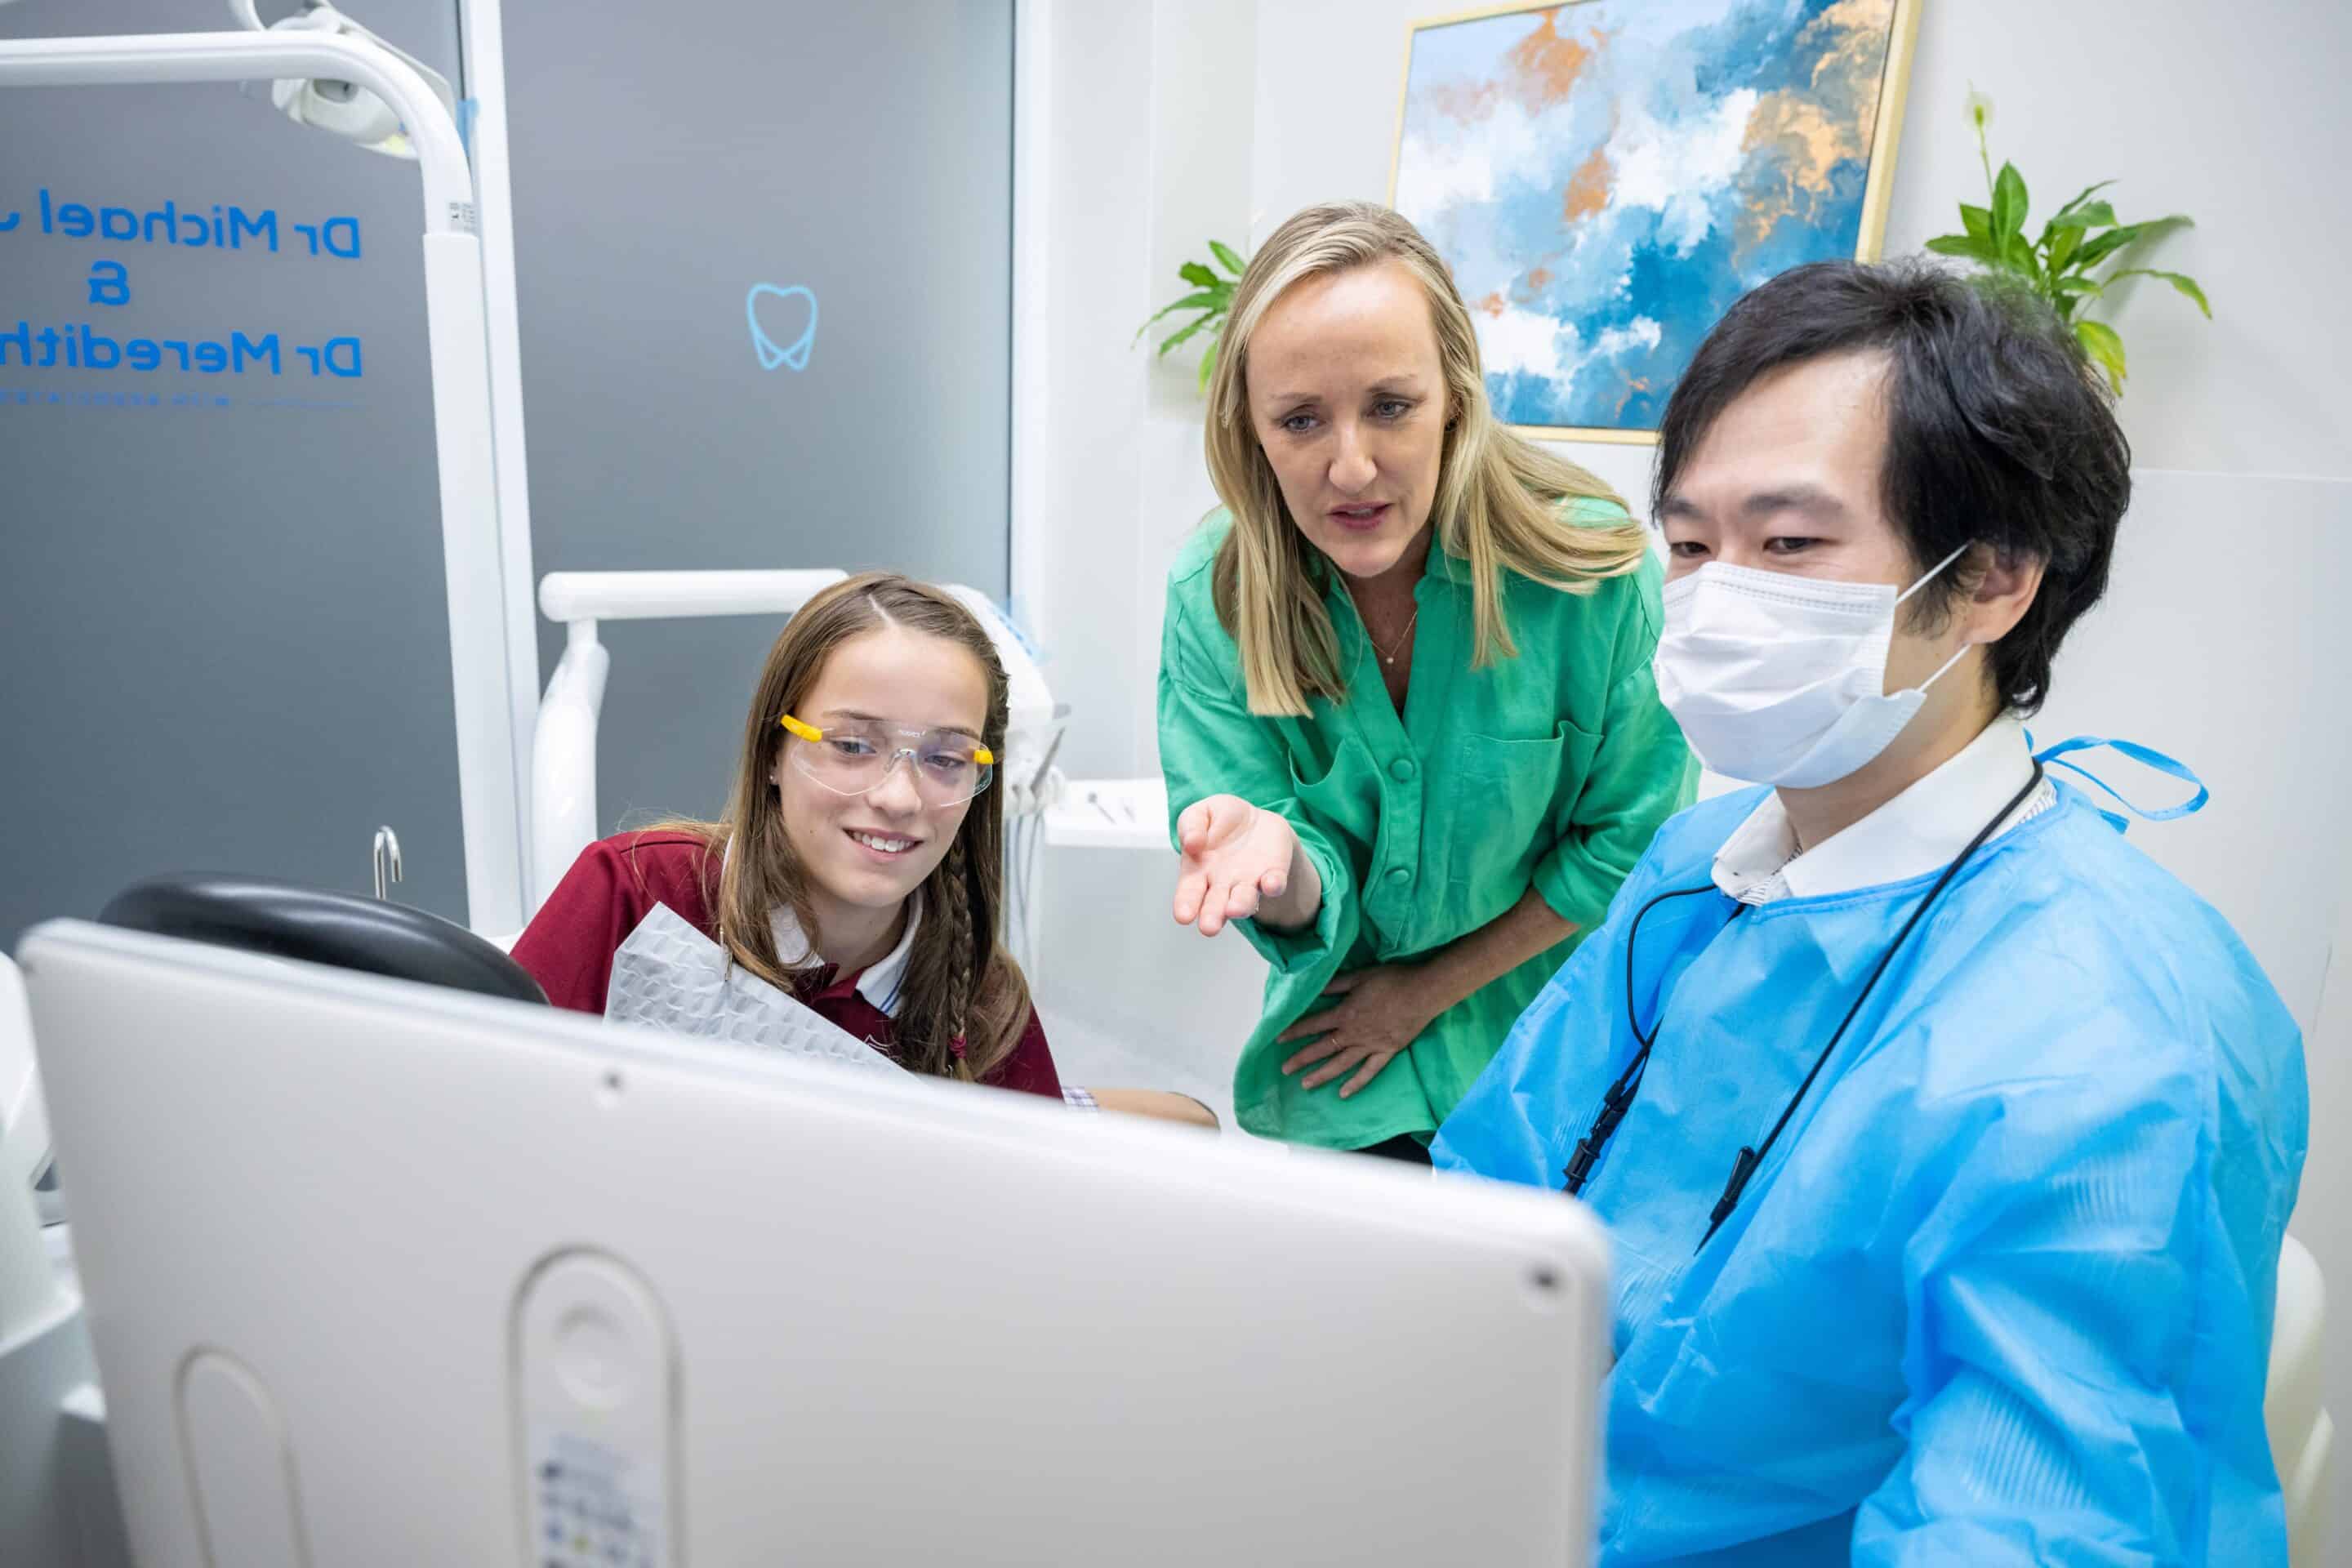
[2048,199,2116,233]
[2049,273,2102,321]
[1992,162,2029,244]
[1926,233,2003,266]
[2074,318,2127,392]
[1178,261,1220,289]
[1197,336,1219,393]
[1208,240,1248,277]
[2050,178,2118,222]
[1133,289,1227,341]
[1156,310,1221,357]
[2107,267,2212,318]
[1959,203,1992,240]
[2046,225,2085,275]
[2076,214,2193,270]
[1154,288,1226,318]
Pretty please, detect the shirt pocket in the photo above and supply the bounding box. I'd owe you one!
[1283,733,1377,830]
[1446,719,1600,895]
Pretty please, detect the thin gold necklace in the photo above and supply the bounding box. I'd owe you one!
[1368,605,1421,667]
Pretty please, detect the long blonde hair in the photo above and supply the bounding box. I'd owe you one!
[649,573,1031,1083]
[1205,201,1650,715]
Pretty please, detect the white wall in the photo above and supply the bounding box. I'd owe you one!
[1027,7,2350,1539]
[1020,0,1152,782]
[1018,0,1270,1122]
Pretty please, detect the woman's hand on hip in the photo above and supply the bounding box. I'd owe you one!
[1172,795,1318,937]
[1276,964,1443,1098]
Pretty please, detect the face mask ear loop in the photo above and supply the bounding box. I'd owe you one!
[1894,541,1974,608]
[1913,639,1975,696]
[1897,542,1980,696]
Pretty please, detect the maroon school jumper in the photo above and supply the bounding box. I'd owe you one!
[512,831,1062,1100]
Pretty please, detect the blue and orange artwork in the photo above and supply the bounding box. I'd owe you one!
[1392,0,1913,435]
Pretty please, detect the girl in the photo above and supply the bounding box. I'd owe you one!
[515,572,1060,1097]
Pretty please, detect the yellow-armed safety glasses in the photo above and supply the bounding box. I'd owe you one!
[778,714,996,808]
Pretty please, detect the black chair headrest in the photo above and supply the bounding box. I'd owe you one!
[98,872,549,1007]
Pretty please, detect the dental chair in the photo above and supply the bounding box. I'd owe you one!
[2270,1232,2335,1565]
[97,872,549,1005]
[1,951,48,1204]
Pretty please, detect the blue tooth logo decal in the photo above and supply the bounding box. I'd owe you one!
[746,283,817,372]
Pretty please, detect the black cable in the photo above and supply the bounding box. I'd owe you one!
[1692,761,2047,1253]
[1561,880,1729,1196]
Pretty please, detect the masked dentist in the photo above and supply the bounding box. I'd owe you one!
[1432,261,2307,1566]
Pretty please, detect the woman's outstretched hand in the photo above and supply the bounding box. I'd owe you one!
[1172,795,1320,937]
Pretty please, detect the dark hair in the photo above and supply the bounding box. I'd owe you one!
[1654,259,2131,715]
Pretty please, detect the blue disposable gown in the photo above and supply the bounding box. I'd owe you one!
[1432,780,2307,1566]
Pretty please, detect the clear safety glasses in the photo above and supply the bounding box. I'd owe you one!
[778,714,996,808]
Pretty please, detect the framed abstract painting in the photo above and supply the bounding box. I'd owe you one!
[1389,0,1921,442]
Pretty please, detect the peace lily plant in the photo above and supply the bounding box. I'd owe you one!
[1136,241,1250,391]
[1927,91,2209,392]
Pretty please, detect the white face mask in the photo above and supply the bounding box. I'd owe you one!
[1653,544,1972,789]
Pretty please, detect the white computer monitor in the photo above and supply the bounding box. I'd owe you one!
[19,920,1608,1567]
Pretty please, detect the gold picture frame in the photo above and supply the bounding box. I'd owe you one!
[1388,0,1923,444]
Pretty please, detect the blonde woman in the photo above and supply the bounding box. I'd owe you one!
[1159,202,1692,1157]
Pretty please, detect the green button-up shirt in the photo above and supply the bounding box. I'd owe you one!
[1156,501,1694,1150]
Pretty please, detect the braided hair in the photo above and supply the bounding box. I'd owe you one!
[893,837,987,1079]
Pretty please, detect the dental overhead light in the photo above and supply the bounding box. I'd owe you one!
[228,0,456,159]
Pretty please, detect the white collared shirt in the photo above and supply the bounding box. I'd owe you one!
[768,893,921,1015]
[1713,715,2058,906]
